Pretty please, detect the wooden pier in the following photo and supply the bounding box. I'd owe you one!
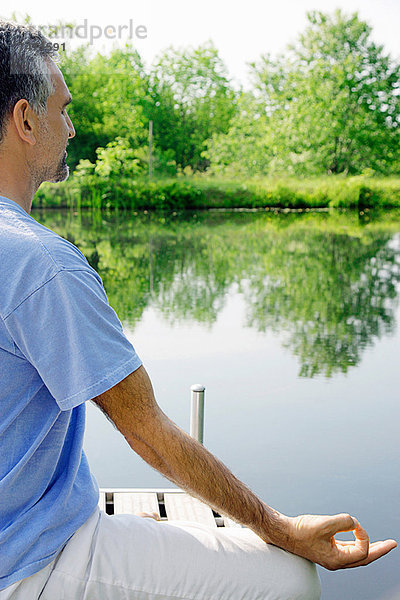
[99,488,244,529]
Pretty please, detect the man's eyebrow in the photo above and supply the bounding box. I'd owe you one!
[62,96,73,108]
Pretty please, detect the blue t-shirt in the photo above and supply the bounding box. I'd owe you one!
[0,196,142,589]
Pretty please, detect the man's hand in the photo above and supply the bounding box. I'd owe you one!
[280,513,397,570]
[136,512,161,521]
[93,366,397,571]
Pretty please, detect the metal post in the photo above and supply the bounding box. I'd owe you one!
[149,120,153,181]
[190,384,205,444]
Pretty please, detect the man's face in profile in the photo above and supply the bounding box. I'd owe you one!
[33,60,75,185]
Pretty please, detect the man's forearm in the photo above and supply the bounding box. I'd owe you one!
[93,366,290,547]
[124,408,289,547]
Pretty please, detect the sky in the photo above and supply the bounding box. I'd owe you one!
[1,0,399,88]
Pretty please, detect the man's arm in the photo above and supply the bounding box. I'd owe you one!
[93,365,397,570]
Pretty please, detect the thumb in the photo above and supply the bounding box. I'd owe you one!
[325,513,357,536]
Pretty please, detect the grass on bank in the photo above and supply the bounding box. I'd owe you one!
[34,173,400,211]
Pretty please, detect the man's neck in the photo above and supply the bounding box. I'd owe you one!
[0,142,40,213]
[0,174,36,214]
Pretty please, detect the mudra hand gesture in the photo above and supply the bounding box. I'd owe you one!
[281,512,396,570]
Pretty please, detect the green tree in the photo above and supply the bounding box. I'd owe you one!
[207,10,400,176]
[60,46,150,169]
[252,10,400,174]
[202,91,275,177]
[147,41,238,172]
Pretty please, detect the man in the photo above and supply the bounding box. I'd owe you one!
[0,21,396,600]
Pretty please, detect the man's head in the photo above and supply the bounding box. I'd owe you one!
[0,21,75,188]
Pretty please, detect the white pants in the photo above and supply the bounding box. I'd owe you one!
[1,507,321,600]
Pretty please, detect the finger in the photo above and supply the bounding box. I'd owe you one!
[335,540,359,546]
[340,521,369,563]
[135,511,161,521]
[330,520,369,566]
[359,540,397,564]
[340,539,397,569]
[354,521,369,548]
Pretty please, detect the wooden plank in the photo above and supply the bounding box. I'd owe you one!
[99,488,248,529]
[164,493,217,528]
[114,492,159,515]
[99,487,178,494]
[98,491,106,512]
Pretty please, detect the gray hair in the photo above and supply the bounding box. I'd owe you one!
[0,20,59,142]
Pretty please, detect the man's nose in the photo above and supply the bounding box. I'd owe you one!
[67,114,75,139]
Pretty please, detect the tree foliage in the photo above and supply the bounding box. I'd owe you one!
[59,40,238,175]
[60,46,150,169]
[147,41,238,172]
[206,10,400,176]
[8,10,400,181]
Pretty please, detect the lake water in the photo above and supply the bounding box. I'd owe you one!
[33,206,400,600]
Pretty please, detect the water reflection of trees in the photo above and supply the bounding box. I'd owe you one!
[34,208,400,377]
[243,231,400,376]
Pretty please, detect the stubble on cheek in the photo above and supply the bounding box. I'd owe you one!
[32,119,70,184]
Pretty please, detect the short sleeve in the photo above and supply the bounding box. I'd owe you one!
[4,268,142,410]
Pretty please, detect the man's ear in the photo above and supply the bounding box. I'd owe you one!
[12,99,39,145]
